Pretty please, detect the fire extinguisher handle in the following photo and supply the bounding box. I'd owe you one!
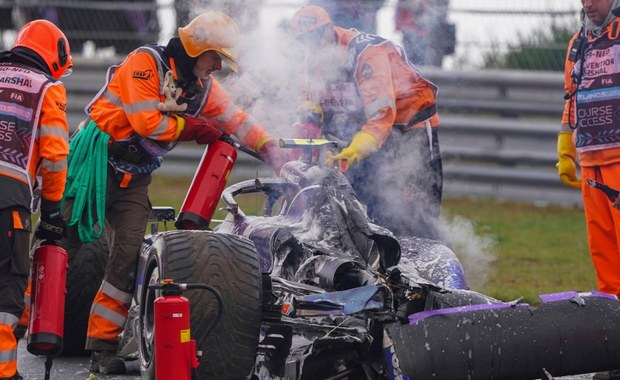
[219,134,264,162]
[218,134,236,146]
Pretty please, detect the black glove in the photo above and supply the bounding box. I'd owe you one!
[35,208,67,241]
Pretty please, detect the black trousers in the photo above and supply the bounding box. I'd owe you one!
[62,169,151,294]
[346,127,447,242]
[0,206,31,319]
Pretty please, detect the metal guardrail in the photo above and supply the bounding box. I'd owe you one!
[62,60,582,207]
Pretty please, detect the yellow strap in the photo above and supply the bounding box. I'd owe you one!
[254,135,274,152]
[173,114,185,140]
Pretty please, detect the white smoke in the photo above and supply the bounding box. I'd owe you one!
[442,214,497,289]
[159,2,500,293]
[166,3,499,287]
[220,19,306,137]
[213,5,501,292]
[213,5,446,245]
[158,0,307,137]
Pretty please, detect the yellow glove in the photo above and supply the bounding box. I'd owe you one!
[325,150,335,167]
[331,132,379,172]
[297,101,324,126]
[556,131,581,189]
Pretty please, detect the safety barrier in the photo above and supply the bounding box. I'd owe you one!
[63,60,582,207]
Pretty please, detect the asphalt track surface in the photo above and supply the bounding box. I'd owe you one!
[17,339,141,380]
[16,337,599,380]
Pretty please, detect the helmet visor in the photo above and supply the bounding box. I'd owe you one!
[61,65,73,77]
[216,49,238,72]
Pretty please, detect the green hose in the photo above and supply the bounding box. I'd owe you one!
[62,120,110,243]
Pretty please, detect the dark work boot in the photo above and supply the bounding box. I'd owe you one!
[13,325,26,340]
[0,371,23,380]
[593,370,620,380]
[89,350,126,374]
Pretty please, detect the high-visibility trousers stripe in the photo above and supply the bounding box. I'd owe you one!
[0,323,18,377]
[86,284,130,343]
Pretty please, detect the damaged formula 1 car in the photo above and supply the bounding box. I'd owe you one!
[72,138,620,379]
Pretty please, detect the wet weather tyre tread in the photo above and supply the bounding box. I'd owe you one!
[154,231,262,380]
[62,237,109,356]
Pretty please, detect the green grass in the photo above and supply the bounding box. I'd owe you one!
[442,198,596,305]
[150,174,598,306]
[150,174,193,210]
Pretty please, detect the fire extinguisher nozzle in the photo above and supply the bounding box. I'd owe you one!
[44,355,54,380]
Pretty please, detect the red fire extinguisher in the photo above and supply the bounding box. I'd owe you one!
[176,139,237,230]
[150,279,223,380]
[27,241,68,380]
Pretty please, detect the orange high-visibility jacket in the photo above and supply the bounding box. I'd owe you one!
[87,47,269,160]
[0,63,68,207]
[562,20,620,168]
[303,26,439,146]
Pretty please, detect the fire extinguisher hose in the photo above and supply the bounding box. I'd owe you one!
[62,120,110,243]
[187,283,223,380]
[151,282,224,341]
[187,283,223,338]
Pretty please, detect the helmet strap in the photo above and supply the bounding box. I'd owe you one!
[164,38,197,86]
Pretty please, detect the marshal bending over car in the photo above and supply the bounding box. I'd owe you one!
[64,137,620,379]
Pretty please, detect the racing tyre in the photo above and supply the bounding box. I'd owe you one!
[62,236,109,355]
[138,230,262,380]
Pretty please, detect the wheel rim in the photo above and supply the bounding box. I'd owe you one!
[139,259,160,369]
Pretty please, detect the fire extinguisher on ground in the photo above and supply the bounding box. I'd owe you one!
[27,240,68,380]
[149,279,223,380]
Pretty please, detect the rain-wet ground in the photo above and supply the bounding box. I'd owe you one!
[17,339,140,380]
[17,337,600,380]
